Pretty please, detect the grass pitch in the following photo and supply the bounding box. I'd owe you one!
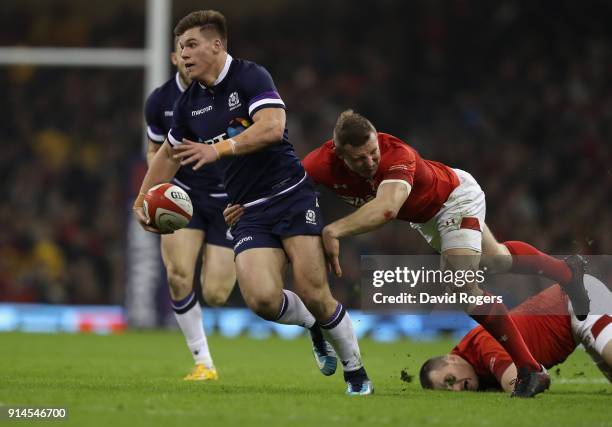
[0,332,610,427]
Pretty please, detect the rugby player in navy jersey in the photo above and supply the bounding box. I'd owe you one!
[143,36,236,381]
[133,10,372,395]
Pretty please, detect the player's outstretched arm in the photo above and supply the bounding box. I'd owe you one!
[324,181,410,239]
[322,181,410,277]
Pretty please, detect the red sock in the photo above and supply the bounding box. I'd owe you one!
[503,241,572,285]
[470,295,540,372]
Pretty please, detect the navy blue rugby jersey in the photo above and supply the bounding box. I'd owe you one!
[167,54,305,204]
[144,72,226,195]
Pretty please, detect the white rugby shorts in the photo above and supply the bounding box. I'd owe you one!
[411,169,486,253]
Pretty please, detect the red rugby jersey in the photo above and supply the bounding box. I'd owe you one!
[302,133,459,223]
[451,285,576,389]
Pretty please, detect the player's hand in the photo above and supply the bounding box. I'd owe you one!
[322,226,342,277]
[173,138,219,170]
[224,204,245,226]
[132,193,172,234]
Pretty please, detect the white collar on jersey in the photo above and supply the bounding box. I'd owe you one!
[198,53,233,90]
[175,72,187,92]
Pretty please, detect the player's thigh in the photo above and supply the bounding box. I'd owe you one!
[161,228,204,292]
[282,235,333,299]
[235,247,286,315]
[201,243,236,306]
[283,235,328,288]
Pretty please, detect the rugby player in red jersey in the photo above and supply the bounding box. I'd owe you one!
[225,110,591,397]
[420,275,612,392]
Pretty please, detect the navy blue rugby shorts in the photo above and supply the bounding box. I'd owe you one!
[185,187,233,249]
[231,180,324,256]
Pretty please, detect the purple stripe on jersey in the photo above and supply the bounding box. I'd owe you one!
[248,90,281,106]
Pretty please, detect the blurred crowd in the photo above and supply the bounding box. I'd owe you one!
[1,0,611,307]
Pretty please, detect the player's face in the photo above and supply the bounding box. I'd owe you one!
[337,132,381,178]
[428,355,479,391]
[178,28,220,82]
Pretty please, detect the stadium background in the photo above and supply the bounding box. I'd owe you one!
[1,0,611,334]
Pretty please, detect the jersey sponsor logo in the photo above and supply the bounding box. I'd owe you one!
[164,110,173,117]
[305,209,317,225]
[234,235,253,250]
[192,105,213,116]
[228,91,242,111]
[199,132,227,145]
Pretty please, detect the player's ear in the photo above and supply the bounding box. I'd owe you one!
[213,38,223,53]
[171,52,178,66]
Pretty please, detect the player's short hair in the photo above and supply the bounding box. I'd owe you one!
[419,356,448,389]
[174,10,228,48]
[333,109,376,148]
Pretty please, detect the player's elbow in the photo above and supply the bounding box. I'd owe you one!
[380,202,401,222]
[269,121,285,141]
[263,116,285,142]
[381,205,399,221]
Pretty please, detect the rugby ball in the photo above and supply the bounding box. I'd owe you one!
[143,183,193,233]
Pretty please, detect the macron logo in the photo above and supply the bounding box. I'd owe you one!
[192,106,213,116]
[234,236,253,250]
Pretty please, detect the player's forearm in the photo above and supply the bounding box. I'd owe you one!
[139,141,180,193]
[326,198,397,238]
[230,116,284,156]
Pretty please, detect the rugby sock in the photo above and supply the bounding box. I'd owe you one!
[275,290,316,328]
[503,241,572,284]
[171,291,214,368]
[469,293,540,372]
[320,303,364,372]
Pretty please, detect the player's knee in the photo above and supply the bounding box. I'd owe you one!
[202,287,230,307]
[166,265,192,296]
[243,294,281,321]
